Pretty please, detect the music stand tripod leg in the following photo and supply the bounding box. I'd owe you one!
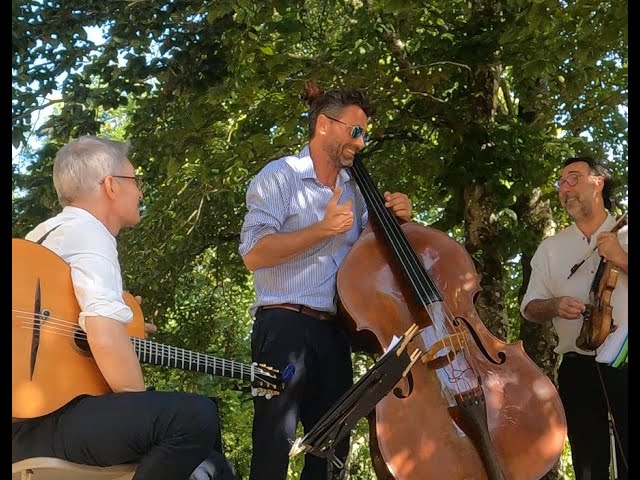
[325,448,345,480]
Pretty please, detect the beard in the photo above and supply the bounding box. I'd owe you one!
[563,195,592,220]
[322,140,357,168]
[338,153,354,168]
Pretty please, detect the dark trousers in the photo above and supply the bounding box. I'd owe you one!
[558,354,628,480]
[12,391,236,480]
[249,308,353,480]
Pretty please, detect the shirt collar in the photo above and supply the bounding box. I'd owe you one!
[62,205,115,239]
[600,213,617,231]
[286,144,353,187]
[569,213,616,243]
[63,205,96,219]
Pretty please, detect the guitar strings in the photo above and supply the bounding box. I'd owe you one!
[12,309,273,381]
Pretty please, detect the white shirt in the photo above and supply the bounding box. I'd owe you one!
[25,206,133,331]
[521,214,628,363]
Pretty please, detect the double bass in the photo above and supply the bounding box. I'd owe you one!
[336,156,567,479]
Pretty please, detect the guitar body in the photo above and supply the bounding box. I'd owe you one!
[13,238,145,420]
[13,238,286,421]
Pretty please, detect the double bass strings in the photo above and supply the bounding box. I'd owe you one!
[349,157,481,400]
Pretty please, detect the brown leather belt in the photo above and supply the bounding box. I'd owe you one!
[258,303,336,322]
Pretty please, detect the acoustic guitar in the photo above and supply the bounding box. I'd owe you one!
[12,238,285,420]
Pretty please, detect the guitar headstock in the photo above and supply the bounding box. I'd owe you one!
[250,362,295,399]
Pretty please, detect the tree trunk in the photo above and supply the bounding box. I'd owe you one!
[515,188,559,380]
[463,2,564,479]
[514,192,564,480]
[463,183,508,340]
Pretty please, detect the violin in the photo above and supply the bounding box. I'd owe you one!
[575,213,628,351]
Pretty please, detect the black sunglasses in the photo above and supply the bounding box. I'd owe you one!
[324,115,370,142]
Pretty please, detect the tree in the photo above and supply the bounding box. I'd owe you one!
[13,1,627,478]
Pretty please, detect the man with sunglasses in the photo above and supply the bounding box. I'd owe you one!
[13,136,236,480]
[521,156,628,480]
[239,85,411,480]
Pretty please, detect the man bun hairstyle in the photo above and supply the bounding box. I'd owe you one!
[301,79,375,138]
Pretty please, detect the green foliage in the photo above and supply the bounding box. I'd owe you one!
[12,1,626,478]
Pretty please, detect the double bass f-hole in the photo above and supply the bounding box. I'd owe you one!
[457,317,507,365]
[336,154,567,480]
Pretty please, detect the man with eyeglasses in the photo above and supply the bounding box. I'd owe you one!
[13,136,236,480]
[239,83,412,480]
[520,156,628,480]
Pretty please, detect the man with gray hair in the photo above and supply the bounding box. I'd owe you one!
[12,136,236,480]
[521,156,628,480]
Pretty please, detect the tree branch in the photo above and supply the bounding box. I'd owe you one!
[564,92,624,131]
[404,61,473,75]
[284,53,348,75]
[499,77,514,116]
[375,24,418,85]
[12,99,67,122]
[408,91,447,104]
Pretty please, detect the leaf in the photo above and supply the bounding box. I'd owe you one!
[500,208,518,223]
[259,46,274,55]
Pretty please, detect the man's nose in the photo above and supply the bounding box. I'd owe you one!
[559,181,572,193]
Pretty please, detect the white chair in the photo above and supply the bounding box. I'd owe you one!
[12,457,137,480]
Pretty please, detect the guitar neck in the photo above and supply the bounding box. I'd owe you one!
[131,337,253,382]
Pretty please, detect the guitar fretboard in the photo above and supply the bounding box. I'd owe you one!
[130,337,255,383]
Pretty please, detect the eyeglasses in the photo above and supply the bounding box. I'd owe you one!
[324,115,370,142]
[554,173,583,191]
[99,174,144,190]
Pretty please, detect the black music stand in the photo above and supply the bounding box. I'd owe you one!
[288,324,422,480]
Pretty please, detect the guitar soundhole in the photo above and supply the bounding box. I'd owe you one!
[73,328,92,356]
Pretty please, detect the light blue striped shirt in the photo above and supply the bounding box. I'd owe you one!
[239,144,368,316]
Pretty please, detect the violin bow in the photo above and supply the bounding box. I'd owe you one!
[567,212,628,279]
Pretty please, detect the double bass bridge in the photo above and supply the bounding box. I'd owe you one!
[419,331,466,370]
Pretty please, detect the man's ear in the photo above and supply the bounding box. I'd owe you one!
[102,176,118,199]
[316,114,328,136]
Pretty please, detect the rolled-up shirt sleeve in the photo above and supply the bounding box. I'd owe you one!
[239,168,291,257]
[70,253,133,331]
[520,242,554,320]
[25,206,134,332]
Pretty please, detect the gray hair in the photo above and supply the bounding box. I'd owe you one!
[53,136,131,207]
